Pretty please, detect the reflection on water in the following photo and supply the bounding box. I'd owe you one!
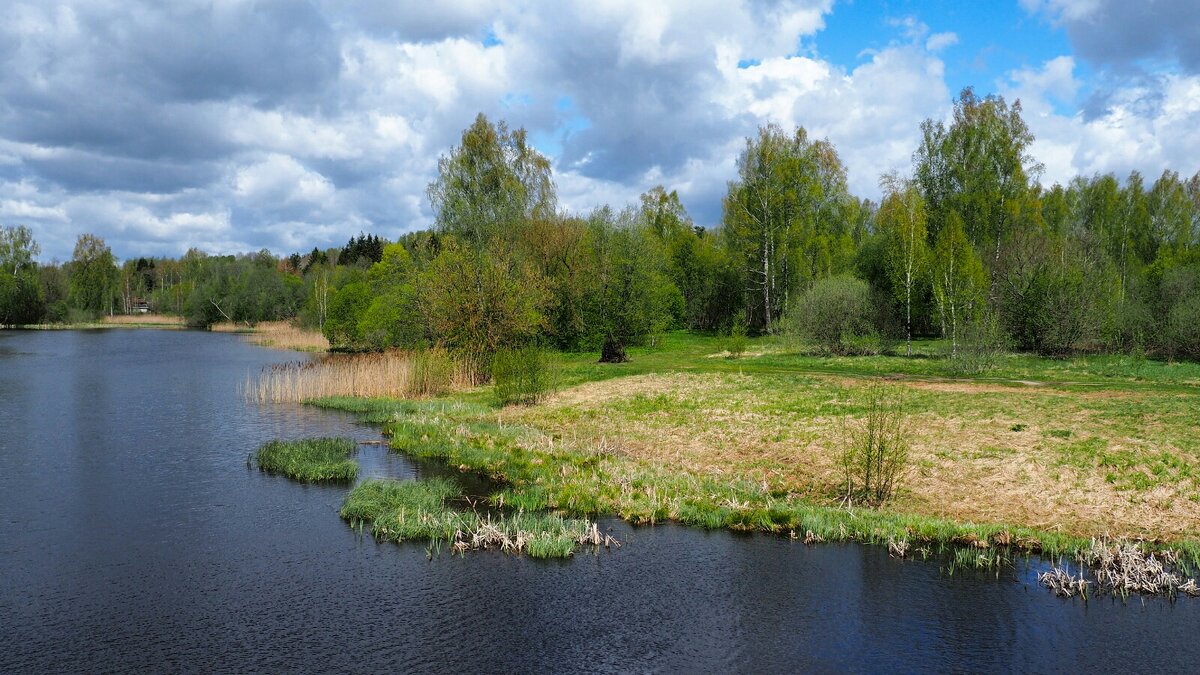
[0,329,1196,672]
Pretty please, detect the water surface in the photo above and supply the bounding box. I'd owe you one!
[0,329,1196,672]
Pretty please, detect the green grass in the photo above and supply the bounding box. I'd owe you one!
[255,437,358,483]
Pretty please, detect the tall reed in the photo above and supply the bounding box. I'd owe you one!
[245,349,475,403]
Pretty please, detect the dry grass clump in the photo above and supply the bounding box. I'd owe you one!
[246,349,475,403]
[1041,538,1199,599]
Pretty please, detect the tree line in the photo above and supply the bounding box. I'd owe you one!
[3,89,1199,366]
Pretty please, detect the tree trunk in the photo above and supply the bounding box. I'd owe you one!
[599,335,628,363]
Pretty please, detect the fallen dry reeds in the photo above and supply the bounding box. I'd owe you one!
[245,349,477,403]
[1041,538,1200,599]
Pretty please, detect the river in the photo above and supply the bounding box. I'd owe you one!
[0,329,1196,672]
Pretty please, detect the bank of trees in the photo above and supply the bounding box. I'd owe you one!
[5,94,1200,365]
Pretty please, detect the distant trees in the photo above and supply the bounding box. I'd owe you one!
[0,225,43,325]
[9,103,1200,370]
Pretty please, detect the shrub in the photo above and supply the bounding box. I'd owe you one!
[722,318,748,359]
[786,275,875,354]
[492,346,554,406]
[839,384,909,508]
[949,313,1011,375]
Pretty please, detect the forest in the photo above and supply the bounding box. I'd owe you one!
[3,88,1199,369]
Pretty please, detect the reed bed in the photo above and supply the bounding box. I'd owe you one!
[245,349,476,403]
[255,437,358,482]
[213,321,330,352]
[341,478,615,559]
[101,313,186,326]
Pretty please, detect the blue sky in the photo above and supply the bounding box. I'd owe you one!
[1,0,1197,261]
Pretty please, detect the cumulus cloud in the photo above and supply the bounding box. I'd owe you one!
[2,0,1196,261]
[1023,0,1200,73]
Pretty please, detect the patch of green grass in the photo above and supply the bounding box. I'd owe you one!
[340,477,599,558]
[255,437,358,482]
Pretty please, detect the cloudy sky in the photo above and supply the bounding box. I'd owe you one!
[2,0,1199,261]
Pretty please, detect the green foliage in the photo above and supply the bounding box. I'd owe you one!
[722,318,748,358]
[427,113,556,247]
[877,180,929,354]
[255,437,358,482]
[0,226,44,325]
[419,240,547,375]
[67,233,118,316]
[950,313,1012,375]
[931,214,986,358]
[323,282,373,349]
[785,275,875,355]
[584,208,678,362]
[492,346,555,405]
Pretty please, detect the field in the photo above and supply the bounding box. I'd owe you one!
[309,332,1200,566]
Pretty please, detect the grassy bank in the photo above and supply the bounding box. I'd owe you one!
[300,331,1199,582]
[255,437,358,482]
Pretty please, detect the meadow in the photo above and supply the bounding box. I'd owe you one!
[300,332,1200,575]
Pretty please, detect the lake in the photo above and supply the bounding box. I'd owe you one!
[0,329,1196,672]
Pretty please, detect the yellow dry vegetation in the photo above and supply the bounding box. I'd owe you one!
[504,371,1200,540]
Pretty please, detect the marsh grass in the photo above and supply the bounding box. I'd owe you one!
[255,437,358,482]
[245,349,474,403]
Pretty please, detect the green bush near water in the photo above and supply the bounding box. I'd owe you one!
[255,437,358,482]
[492,346,555,406]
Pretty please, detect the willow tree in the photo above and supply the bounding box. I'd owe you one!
[427,113,556,247]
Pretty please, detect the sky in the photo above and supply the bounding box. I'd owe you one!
[2,0,1199,261]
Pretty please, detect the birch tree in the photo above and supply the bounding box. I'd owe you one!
[878,177,929,356]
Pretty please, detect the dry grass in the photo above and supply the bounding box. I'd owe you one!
[246,349,477,403]
[504,371,1200,540]
[100,313,186,326]
[213,321,330,352]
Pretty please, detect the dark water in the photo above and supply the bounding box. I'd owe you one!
[0,329,1196,673]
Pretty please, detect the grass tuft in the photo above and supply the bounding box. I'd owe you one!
[255,437,358,482]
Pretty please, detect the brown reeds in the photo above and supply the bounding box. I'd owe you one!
[214,321,330,352]
[245,349,477,403]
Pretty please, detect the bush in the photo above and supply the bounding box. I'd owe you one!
[839,384,909,508]
[786,275,875,355]
[492,346,554,406]
[949,313,1011,375]
[722,318,748,359]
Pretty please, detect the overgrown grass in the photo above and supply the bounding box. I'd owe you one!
[255,437,358,482]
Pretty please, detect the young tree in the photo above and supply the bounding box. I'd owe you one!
[877,177,929,355]
[930,214,986,358]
